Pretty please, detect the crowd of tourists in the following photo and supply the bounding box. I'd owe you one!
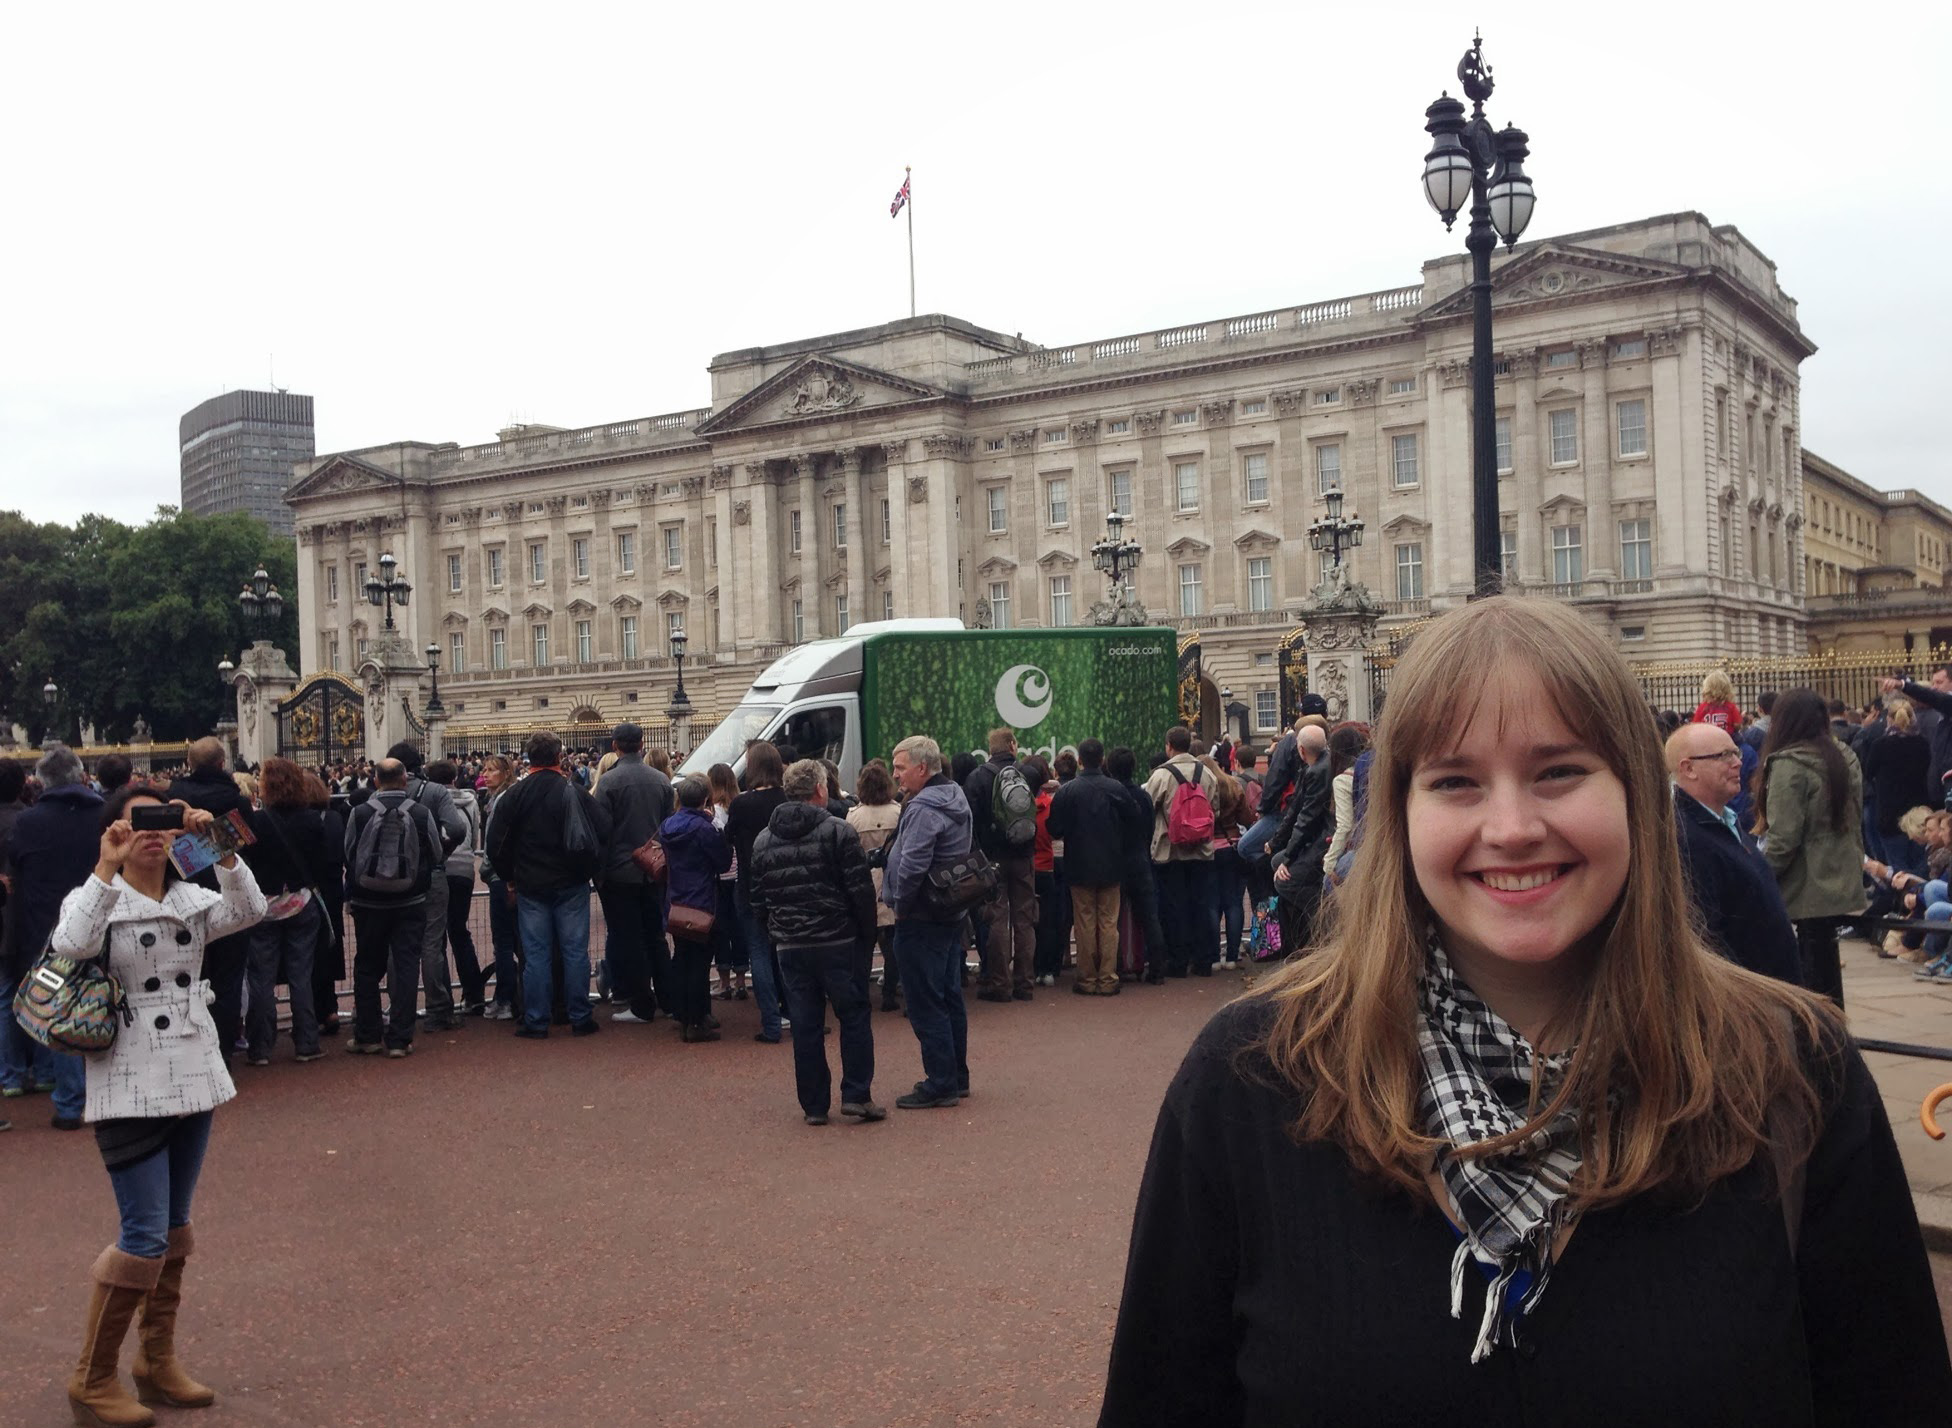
[5,615,1952,1422]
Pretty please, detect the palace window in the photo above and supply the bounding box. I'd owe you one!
[1241,398,1267,416]
[1619,518,1652,580]
[791,600,805,642]
[880,497,891,545]
[529,543,546,584]
[1243,451,1269,504]
[1389,376,1417,395]
[1549,409,1578,464]
[490,627,508,670]
[449,632,465,674]
[1247,556,1273,612]
[326,634,340,670]
[1501,529,1517,583]
[448,554,463,592]
[664,526,682,570]
[485,550,503,587]
[1109,469,1133,517]
[1178,563,1203,616]
[666,611,684,645]
[572,537,590,579]
[620,616,638,659]
[532,623,549,665]
[1495,417,1513,474]
[882,591,894,620]
[1317,443,1342,494]
[1106,418,1130,435]
[988,486,1008,533]
[1175,461,1200,512]
[834,503,847,549]
[575,619,592,663]
[1315,388,1340,406]
[325,565,339,602]
[616,533,634,576]
[790,510,803,554]
[1551,524,1584,585]
[1256,690,1279,730]
[1395,542,1424,601]
[987,582,1010,630]
[1546,350,1576,369]
[1050,575,1073,627]
[835,595,850,634]
[1045,428,1067,445]
[1613,338,1646,360]
[1047,477,1070,527]
[1172,410,1197,427]
[1392,433,1420,488]
[1617,399,1648,458]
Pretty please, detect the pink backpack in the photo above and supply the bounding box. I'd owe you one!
[1165,764,1215,848]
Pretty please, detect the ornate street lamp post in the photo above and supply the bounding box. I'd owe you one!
[363,552,412,631]
[236,564,285,630]
[1088,512,1147,625]
[1307,487,1367,579]
[423,643,444,715]
[1422,31,1536,595]
[669,626,690,708]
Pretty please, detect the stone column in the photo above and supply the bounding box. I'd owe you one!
[424,707,448,762]
[917,435,969,616]
[1298,600,1384,727]
[735,461,780,646]
[1510,353,1542,585]
[710,466,735,651]
[1580,343,1614,584]
[838,448,867,628]
[792,454,822,636]
[295,524,320,672]
[883,440,912,619]
[231,639,299,769]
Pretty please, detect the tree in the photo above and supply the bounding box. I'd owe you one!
[0,506,297,743]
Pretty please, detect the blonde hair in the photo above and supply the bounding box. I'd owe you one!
[1888,699,1916,732]
[1699,669,1735,705]
[1248,596,1832,1211]
[589,750,620,792]
[1898,804,1936,843]
[232,772,259,804]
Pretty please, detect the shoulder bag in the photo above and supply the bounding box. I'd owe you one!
[921,800,998,920]
[13,922,130,1054]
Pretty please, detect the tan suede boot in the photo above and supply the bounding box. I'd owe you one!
[131,1225,215,1409]
[68,1247,162,1428]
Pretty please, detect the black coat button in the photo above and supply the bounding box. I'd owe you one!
[154,1015,171,1030]
[175,973,191,988]
[143,977,161,992]
[175,930,193,945]
[139,933,156,947]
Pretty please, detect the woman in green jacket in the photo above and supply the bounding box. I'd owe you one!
[1757,687,1865,1004]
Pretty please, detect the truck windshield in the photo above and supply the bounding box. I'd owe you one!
[681,703,782,775]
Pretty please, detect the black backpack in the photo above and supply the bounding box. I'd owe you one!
[351,795,423,896]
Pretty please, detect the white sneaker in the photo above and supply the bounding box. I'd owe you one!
[610,1009,652,1024]
[483,1004,515,1021]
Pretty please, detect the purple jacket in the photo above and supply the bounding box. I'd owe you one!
[659,807,730,914]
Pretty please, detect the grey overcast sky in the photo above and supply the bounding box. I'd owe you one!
[4,2,1947,527]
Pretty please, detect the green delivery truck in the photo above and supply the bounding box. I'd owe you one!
[679,618,1180,787]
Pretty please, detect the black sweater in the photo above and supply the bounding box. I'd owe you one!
[1101,1000,1950,1428]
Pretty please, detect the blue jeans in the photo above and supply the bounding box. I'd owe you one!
[485,875,522,1011]
[1237,810,1283,863]
[735,884,783,1039]
[778,942,875,1116]
[518,885,594,1033]
[894,918,968,1099]
[107,1111,213,1258]
[1213,846,1246,961]
[1157,860,1219,973]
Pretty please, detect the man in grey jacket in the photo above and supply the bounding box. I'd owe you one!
[387,743,469,1031]
[592,723,674,1024]
[884,735,973,1110]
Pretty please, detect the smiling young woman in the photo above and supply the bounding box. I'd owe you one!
[1099,597,1950,1427]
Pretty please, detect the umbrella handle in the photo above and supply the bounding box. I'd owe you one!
[1923,1083,1952,1142]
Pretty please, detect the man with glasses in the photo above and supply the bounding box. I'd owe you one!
[1665,722,1799,982]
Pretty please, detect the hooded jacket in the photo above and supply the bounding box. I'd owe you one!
[2,781,104,979]
[659,805,731,917]
[1761,741,1866,921]
[881,774,974,921]
[441,785,481,879]
[750,800,877,950]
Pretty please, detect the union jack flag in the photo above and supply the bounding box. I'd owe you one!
[889,174,910,218]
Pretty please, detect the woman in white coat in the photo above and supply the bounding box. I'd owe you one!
[54,785,264,1428]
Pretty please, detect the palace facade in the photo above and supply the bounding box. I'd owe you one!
[290,210,1850,745]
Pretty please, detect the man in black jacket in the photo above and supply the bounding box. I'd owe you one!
[1665,723,1800,983]
[964,729,1039,1004]
[749,758,883,1125]
[165,738,254,1065]
[1046,738,1136,995]
[1269,726,1332,955]
[592,723,673,1025]
[486,731,613,1040]
[341,759,446,1056]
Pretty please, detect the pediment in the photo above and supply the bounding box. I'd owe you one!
[286,453,405,502]
[1419,242,1693,323]
[1233,528,1281,553]
[823,567,848,589]
[441,610,469,628]
[656,587,689,607]
[522,601,552,619]
[566,597,595,614]
[692,355,954,437]
[1166,536,1212,558]
[780,574,803,594]
[1036,548,1078,570]
[1380,514,1428,537]
[1538,494,1585,518]
[872,566,891,584]
[703,585,719,602]
[480,606,510,623]
[608,594,641,612]
[976,555,1017,577]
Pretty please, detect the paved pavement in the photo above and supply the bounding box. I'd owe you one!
[1837,932,1952,1247]
[1,947,1947,1426]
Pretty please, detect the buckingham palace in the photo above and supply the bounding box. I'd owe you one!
[286,209,1922,745]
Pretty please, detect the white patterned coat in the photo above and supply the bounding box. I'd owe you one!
[50,862,266,1122]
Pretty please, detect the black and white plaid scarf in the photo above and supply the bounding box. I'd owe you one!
[1415,938,1583,1363]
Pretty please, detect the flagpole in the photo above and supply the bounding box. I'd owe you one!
[905,166,915,318]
